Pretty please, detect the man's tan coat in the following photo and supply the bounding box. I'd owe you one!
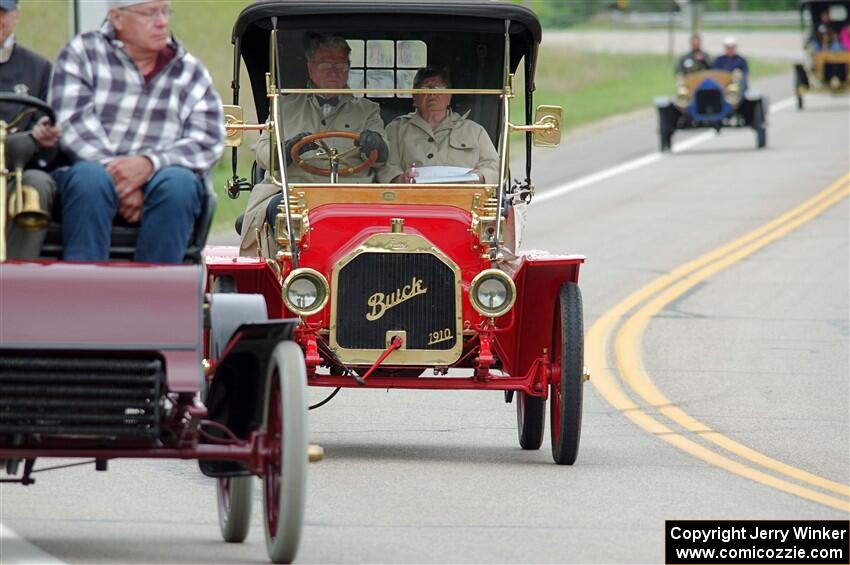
[378,110,499,184]
[239,93,385,255]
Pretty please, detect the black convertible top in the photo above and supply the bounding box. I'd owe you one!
[798,0,850,7]
[230,0,543,126]
[233,0,541,45]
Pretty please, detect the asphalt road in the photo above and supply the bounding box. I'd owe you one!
[1,72,848,564]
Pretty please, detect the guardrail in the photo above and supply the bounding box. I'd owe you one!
[609,10,799,27]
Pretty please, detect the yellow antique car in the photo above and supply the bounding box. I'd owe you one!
[794,0,850,109]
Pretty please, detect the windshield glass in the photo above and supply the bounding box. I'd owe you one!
[253,29,510,186]
[274,30,506,142]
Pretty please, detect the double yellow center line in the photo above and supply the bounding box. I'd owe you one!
[587,173,850,512]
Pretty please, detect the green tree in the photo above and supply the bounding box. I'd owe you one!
[511,0,608,27]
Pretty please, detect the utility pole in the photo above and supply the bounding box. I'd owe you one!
[688,0,705,35]
[669,0,679,63]
[683,0,705,35]
[69,0,109,36]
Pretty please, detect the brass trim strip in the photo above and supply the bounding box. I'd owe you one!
[275,88,505,96]
[290,184,496,214]
[288,183,497,189]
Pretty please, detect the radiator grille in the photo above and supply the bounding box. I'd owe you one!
[0,356,163,441]
[336,252,457,351]
[695,89,724,116]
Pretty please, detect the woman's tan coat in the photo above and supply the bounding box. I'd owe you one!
[378,110,499,184]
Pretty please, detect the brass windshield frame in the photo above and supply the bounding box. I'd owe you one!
[288,183,497,214]
[258,23,518,265]
[273,88,505,96]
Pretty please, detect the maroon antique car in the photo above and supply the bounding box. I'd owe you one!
[0,94,309,564]
[213,0,587,464]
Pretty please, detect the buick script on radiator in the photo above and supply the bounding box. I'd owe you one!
[366,277,428,321]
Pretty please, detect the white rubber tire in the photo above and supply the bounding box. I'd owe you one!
[263,341,308,564]
[217,476,253,543]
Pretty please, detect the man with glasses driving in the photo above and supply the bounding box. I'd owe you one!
[48,0,224,263]
[240,33,388,256]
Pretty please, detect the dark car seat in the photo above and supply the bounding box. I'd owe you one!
[39,173,217,264]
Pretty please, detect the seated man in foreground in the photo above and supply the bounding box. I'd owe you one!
[240,33,388,256]
[49,0,224,263]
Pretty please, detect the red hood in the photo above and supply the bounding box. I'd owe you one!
[0,261,204,392]
[300,203,488,279]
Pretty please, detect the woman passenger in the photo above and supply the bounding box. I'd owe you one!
[379,66,499,184]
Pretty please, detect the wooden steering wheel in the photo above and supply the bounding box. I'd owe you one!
[290,130,378,177]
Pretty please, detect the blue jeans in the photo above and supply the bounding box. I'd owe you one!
[266,193,284,230]
[55,161,203,263]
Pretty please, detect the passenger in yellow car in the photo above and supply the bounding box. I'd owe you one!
[379,66,499,184]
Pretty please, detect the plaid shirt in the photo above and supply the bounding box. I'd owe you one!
[49,22,224,173]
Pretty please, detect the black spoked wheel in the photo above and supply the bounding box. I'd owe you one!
[658,112,673,152]
[516,392,545,450]
[262,341,308,564]
[550,283,585,465]
[660,129,673,152]
[217,476,253,543]
[753,102,767,149]
[793,66,806,110]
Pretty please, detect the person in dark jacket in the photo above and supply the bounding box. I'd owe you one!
[0,0,61,259]
[676,33,712,74]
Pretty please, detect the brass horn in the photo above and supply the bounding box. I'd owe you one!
[8,172,49,231]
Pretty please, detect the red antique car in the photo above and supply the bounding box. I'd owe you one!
[213,0,587,465]
[0,94,310,563]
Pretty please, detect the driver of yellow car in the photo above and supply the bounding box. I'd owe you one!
[240,33,388,256]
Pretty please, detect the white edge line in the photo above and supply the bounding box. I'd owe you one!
[0,523,67,565]
[535,96,795,205]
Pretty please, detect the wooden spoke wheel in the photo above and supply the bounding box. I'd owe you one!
[217,476,253,543]
[291,130,378,177]
[550,283,585,465]
[262,341,308,564]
